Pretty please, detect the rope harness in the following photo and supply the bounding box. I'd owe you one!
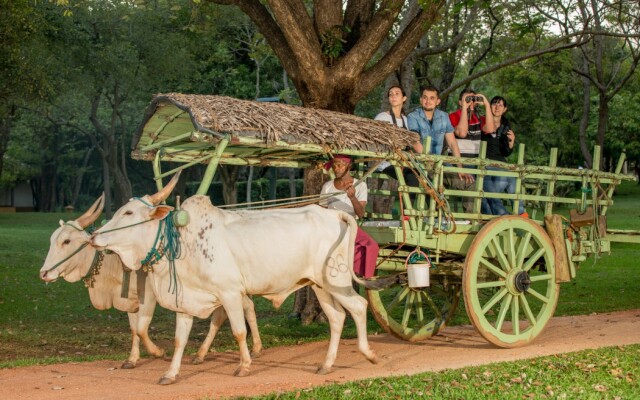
[119,198,184,306]
[45,215,148,299]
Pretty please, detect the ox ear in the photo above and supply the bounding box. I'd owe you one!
[149,205,174,221]
[76,193,105,229]
[148,171,181,205]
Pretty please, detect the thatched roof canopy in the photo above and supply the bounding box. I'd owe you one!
[132,94,419,161]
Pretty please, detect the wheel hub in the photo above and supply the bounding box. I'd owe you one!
[513,271,531,293]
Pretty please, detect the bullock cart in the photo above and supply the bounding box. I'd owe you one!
[130,93,638,349]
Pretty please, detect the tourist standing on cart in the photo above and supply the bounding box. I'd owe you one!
[482,96,526,216]
[407,85,474,211]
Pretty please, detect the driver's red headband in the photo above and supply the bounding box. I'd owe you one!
[324,154,352,170]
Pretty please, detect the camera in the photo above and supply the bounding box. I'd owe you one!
[465,95,483,103]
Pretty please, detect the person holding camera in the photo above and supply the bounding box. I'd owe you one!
[482,96,526,216]
[449,88,495,157]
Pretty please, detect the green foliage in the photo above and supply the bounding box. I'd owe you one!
[320,26,349,64]
[2,0,288,204]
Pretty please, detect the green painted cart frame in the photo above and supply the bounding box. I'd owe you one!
[131,94,639,348]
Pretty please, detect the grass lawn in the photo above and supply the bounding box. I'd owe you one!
[0,182,639,371]
[232,344,640,400]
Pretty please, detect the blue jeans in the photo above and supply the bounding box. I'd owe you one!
[482,167,525,215]
[505,175,525,215]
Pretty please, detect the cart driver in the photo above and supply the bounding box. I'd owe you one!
[320,155,379,278]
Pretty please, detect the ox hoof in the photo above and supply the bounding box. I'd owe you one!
[157,376,177,385]
[191,356,205,365]
[121,360,136,369]
[233,367,250,377]
[316,366,333,375]
[152,350,166,359]
[250,350,262,359]
[368,354,381,365]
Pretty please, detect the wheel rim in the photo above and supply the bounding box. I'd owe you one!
[367,273,461,342]
[463,216,559,348]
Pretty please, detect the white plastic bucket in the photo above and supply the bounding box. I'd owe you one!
[407,263,430,288]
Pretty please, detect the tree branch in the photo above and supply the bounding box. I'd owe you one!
[442,34,590,98]
[357,1,445,99]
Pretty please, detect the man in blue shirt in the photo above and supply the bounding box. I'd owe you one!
[408,85,474,187]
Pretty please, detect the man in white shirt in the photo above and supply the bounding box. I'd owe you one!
[320,155,379,278]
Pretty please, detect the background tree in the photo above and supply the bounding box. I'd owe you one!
[0,0,51,182]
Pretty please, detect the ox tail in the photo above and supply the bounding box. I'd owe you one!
[337,212,399,291]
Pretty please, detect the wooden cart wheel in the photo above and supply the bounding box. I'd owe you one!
[463,216,559,348]
[366,272,461,342]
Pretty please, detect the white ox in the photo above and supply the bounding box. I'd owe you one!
[40,195,262,374]
[90,173,386,384]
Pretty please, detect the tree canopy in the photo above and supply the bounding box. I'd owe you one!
[1,0,639,213]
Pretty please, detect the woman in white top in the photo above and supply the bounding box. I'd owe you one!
[375,85,409,129]
[373,86,423,190]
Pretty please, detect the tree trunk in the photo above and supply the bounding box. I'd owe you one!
[220,165,239,205]
[291,167,328,324]
[0,106,15,182]
[578,53,593,169]
[71,146,95,208]
[246,166,254,203]
[102,157,113,218]
[288,168,297,198]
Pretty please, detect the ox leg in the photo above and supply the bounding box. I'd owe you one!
[123,312,142,369]
[221,295,252,377]
[192,296,261,365]
[192,306,227,365]
[311,287,347,375]
[122,299,164,369]
[242,296,263,358]
[331,289,380,365]
[158,312,193,385]
[135,296,165,359]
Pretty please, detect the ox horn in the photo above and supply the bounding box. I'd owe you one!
[148,171,182,205]
[76,193,105,229]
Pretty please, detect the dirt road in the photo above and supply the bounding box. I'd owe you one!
[1,309,639,400]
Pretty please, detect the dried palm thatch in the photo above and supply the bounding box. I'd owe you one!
[133,93,419,154]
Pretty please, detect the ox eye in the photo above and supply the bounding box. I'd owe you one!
[63,239,70,245]
[124,210,133,215]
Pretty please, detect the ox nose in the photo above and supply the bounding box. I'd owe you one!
[40,270,48,280]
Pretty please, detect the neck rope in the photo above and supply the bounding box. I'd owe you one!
[140,210,183,306]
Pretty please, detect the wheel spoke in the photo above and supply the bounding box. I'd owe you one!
[523,247,546,272]
[526,287,550,303]
[401,291,414,326]
[507,227,516,267]
[529,273,553,282]
[423,290,443,319]
[388,286,410,311]
[495,294,513,331]
[519,295,537,325]
[516,232,532,270]
[414,291,425,324]
[511,296,520,336]
[477,279,506,289]
[479,257,507,278]
[491,236,512,272]
[481,287,508,314]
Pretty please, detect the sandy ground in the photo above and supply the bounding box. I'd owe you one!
[1,309,639,400]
